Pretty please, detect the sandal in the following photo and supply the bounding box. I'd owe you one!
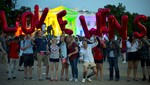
[65,78,69,81]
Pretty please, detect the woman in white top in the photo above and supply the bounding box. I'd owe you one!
[126,35,140,81]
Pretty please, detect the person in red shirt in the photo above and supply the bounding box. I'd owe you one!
[93,37,105,81]
[66,35,79,82]
[8,36,20,80]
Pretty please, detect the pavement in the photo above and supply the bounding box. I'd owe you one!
[0,57,149,85]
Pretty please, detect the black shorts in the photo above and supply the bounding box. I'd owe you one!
[127,51,140,61]
[94,59,103,63]
[141,59,150,67]
[50,58,59,62]
[23,54,34,67]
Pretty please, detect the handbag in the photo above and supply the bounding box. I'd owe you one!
[62,58,67,63]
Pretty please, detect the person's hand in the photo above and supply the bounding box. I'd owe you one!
[3,51,7,55]
[68,54,72,57]
[46,51,50,55]
[79,58,83,62]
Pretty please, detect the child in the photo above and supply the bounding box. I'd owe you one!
[8,36,20,80]
[49,38,60,81]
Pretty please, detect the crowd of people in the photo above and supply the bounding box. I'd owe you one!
[0,30,150,83]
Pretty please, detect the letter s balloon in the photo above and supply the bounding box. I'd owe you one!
[133,15,148,39]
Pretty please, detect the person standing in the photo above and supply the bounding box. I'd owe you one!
[8,36,20,80]
[33,30,50,81]
[107,39,120,81]
[66,35,79,82]
[93,37,104,81]
[21,34,34,80]
[18,35,25,71]
[139,36,150,82]
[126,35,140,81]
[59,33,69,81]
[0,31,8,72]
[80,37,98,83]
[49,38,60,81]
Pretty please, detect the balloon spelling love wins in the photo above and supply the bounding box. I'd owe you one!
[0,5,148,41]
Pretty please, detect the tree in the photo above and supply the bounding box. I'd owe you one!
[0,0,31,32]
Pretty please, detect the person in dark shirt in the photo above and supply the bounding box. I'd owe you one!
[32,30,50,81]
[139,36,150,82]
[0,31,8,72]
[66,35,79,82]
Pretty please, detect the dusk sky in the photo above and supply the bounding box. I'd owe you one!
[16,0,150,16]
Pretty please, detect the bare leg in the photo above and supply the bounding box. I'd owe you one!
[127,61,133,81]
[61,63,65,79]
[65,64,69,80]
[133,60,139,80]
[95,63,99,80]
[50,62,54,80]
[100,63,103,81]
[55,62,59,80]
[46,65,49,78]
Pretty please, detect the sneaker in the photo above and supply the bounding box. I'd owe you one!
[87,78,92,82]
[69,78,74,81]
[74,79,78,82]
[122,61,126,63]
[18,69,24,71]
[65,78,69,81]
[8,78,11,80]
[24,77,27,80]
[82,78,86,83]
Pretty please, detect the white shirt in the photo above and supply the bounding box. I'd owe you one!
[126,41,139,52]
[80,42,97,62]
[109,51,115,57]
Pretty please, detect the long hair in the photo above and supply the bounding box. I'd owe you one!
[96,37,101,48]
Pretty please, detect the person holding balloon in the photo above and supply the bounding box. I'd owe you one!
[32,30,50,81]
[107,37,120,81]
[126,35,140,81]
[59,32,69,81]
[139,35,150,82]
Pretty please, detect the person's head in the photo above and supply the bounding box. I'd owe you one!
[143,35,148,39]
[13,36,19,43]
[51,37,57,44]
[66,35,73,44]
[129,34,136,43]
[0,31,6,37]
[37,30,43,37]
[82,40,88,48]
[25,34,30,39]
